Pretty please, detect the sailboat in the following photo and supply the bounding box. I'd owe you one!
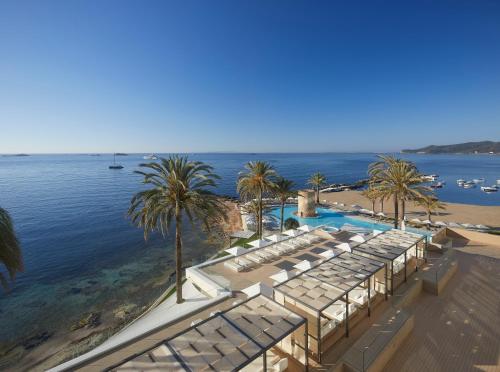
[109,153,124,169]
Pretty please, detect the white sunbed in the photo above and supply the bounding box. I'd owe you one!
[349,288,369,306]
[255,249,274,261]
[265,245,283,256]
[323,300,358,322]
[245,252,265,264]
[236,257,255,268]
[224,259,244,272]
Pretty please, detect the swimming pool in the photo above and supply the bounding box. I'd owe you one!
[270,206,392,231]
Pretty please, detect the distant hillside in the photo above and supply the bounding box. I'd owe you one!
[402,141,500,154]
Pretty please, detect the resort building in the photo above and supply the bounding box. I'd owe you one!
[49,210,500,372]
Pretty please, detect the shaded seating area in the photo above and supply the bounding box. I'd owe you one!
[273,252,385,363]
[352,229,427,295]
[111,295,308,371]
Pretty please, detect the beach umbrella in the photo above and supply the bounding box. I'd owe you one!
[298,224,315,232]
[338,203,345,207]
[294,260,314,272]
[435,221,447,226]
[319,249,337,259]
[376,212,386,217]
[332,201,338,205]
[475,224,489,230]
[350,234,366,243]
[270,270,294,284]
[461,223,474,229]
[242,282,273,298]
[265,234,285,242]
[351,204,362,209]
[283,229,303,237]
[225,246,246,256]
[410,218,423,224]
[249,239,271,248]
[336,242,353,252]
[401,219,406,231]
[448,222,461,228]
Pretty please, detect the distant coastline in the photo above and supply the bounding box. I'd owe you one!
[402,141,500,155]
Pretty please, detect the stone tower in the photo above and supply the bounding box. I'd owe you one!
[297,190,316,217]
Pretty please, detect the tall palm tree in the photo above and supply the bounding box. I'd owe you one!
[361,187,378,212]
[273,177,296,232]
[129,156,227,304]
[416,194,446,223]
[308,172,327,204]
[237,161,277,238]
[369,155,428,228]
[0,207,23,291]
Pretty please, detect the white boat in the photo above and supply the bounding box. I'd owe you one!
[456,179,465,184]
[472,178,485,183]
[463,182,475,189]
[430,182,444,189]
[481,186,498,193]
[422,174,438,181]
[497,180,500,185]
[143,153,158,160]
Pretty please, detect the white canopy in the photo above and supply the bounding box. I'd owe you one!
[435,221,447,226]
[461,223,474,228]
[298,224,315,232]
[475,224,489,230]
[422,219,432,225]
[349,234,366,243]
[265,234,285,242]
[283,229,303,237]
[225,246,246,256]
[376,212,386,217]
[249,239,271,248]
[319,249,336,259]
[242,282,273,298]
[448,222,462,228]
[269,270,295,284]
[336,242,353,252]
[293,260,314,272]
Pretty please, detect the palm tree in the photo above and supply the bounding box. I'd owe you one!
[129,156,227,304]
[369,155,429,228]
[416,194,446,223]
[273,177,296,232]
[308,172,327,204]
[0,207,23,291]
[237,161,277,238]
[361,187,378,212]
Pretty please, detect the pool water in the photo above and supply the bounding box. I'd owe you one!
[270,206,392,231]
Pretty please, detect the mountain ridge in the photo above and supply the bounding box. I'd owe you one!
[402,141,500,154]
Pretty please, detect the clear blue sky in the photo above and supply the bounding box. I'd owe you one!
[1,0,499,153]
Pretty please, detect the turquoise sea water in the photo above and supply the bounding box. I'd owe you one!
[0,152,498,362]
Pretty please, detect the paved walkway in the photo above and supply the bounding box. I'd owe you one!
[385,242,500,372]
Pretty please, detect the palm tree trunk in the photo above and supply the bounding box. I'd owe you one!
[316,186,319,204]
[258,187,263,238]
[380,198,384,213]
[428,210,431,222]
[401,199,406,222]
[393,194,399,229]
[175,207,183,304]
[372,200,375,212]
[280,201,284,232]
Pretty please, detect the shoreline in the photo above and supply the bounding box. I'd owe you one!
[1,199,243,371]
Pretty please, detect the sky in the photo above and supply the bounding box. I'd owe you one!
[0,0,499,153]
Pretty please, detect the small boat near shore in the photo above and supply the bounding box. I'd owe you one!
[143,153,158,160]
[422,174,438,181]
[463,181,476,189]
[472,178,485,183]
[430,181,444,189]
[481,186,498,193]
[109,153,124,169]
[456,179,465,185]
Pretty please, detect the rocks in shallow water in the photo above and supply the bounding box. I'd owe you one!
[70,312,101,331]
[113,303,137,320]
[21,331,52,350]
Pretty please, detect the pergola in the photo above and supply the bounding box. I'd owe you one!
[111,295,308,371]
[352,229,427,295]
[273,252,385,362]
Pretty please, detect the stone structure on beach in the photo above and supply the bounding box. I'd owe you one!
[298,189,316,217]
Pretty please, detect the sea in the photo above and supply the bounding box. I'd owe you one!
[0,153,499,363]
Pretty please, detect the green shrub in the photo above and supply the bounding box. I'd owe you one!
[284,218,300,230]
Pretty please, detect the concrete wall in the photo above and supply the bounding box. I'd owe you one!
[446,227,500,246]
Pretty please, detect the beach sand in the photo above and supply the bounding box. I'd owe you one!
[320,190,500,228]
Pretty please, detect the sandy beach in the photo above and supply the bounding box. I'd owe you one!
[320,190,500,229]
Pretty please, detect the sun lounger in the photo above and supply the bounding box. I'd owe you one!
[265,245,282,256]
[323,300,358,322]
[224,259,244,272]
[246,252,265,264]
[236,256,255,268]
[255,249,274,261]
[349,288,369,306]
